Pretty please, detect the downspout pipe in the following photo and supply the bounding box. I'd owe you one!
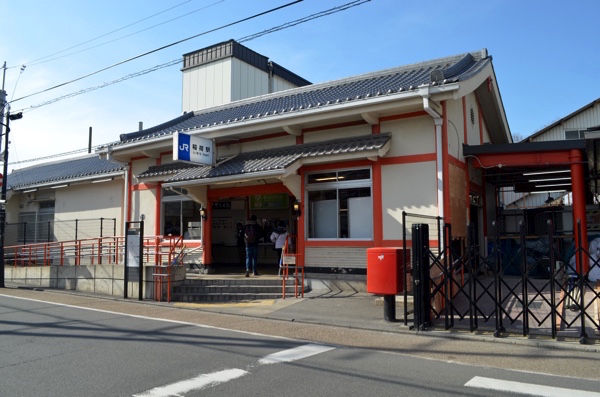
[421,88,444,221]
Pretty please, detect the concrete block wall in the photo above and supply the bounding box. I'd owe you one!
[4,265,187,300]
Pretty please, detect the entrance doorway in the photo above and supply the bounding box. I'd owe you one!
[210,194,295,271]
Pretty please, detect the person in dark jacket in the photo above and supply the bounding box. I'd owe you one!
[235,222,245,267]
[243,215,263,277]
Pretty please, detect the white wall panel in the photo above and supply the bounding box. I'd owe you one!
[465,94,482,146]
[446,99,464,159]
[305,247,367,268]
[531,104,600,142]
[272,76,296,92]
[381,161,438,240]
[303,124,370,143]
[54,181,123,240]
[381,115,434,157]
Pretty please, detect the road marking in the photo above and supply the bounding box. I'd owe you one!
[0,293,292,340]
[259,343,335,365]
[465,376,600,397]
[133,369,248,397]
[132,344,335,396]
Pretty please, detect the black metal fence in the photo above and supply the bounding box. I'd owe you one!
[4,218,117,246]
[404,213,600,343]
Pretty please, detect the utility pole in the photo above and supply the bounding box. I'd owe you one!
[0,64,6,287]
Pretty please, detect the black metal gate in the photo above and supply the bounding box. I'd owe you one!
[404,212,600,343]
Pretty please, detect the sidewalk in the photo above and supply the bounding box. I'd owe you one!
[5,278,599,352]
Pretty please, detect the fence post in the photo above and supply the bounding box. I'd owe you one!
[412,223,430,331]
[443,223,452,330]
[519,221,529,336]
[467,222,476,332]
[576,220,588,344]
[493,221,505,337]
[402,211,409,326]
[546,219,558,339]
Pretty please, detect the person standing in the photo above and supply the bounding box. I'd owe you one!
[270,221,288,268]
[244,215,263,277]
[235,222,245,267]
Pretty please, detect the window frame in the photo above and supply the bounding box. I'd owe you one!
[305,167,373,241]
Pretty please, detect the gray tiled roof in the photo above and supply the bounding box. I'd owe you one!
[118,50,489,145]
[141,133,391,183]
[7,156,125,190]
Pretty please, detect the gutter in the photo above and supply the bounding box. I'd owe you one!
[420,86,445,221]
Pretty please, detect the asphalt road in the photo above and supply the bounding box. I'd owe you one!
[2,290,600,397]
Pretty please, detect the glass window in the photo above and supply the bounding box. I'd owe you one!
[17,202,55,243]
[162,190,202,239]
[306,168,373,239]
[17,212,36,243]
[565,129,585,140]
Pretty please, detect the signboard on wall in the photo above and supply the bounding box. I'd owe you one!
[173,132,215,165]
[250,193,289,210]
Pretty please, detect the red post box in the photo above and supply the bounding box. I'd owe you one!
[366,247,407,295]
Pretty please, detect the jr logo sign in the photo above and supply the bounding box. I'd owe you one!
[173,132,215,166]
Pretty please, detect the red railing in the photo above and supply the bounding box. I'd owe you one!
[153,236,185,303]
[4,235,189,268]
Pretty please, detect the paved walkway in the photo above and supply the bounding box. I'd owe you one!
[4,274,599,352]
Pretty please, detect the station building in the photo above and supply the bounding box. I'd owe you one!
[5,40,512,275]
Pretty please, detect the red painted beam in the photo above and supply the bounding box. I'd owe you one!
[470,151,572,168]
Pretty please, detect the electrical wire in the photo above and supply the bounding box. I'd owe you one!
[26,0,224,67]
[9,0,372,165]
[26,0,193,66]
[10,0,303,104]
[14,0,369,114]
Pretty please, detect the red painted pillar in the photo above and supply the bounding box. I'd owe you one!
[202,200,213,266]
[570,149,588,274]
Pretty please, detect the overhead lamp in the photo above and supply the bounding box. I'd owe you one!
[545,193,555,204]
[293,200,301,218]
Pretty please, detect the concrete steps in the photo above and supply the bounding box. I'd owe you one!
[172,278,306,302]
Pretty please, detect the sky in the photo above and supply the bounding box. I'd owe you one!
[1,0,599,171]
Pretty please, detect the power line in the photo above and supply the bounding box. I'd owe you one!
[10,0,303,104]
[10,0,372,166]
[238,0,370,43]
[27,0,225,67]
[16,0,370,114]
[26,0,193,66]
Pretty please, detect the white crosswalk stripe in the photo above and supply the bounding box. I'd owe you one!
[133,344,335,397]
[465,376,600,397]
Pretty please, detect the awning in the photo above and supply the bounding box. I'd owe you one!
[139,133,392,187]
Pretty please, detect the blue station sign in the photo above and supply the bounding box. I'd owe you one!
[173,132,215,166]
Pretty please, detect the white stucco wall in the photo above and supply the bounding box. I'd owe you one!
[382,115,434,157]
[382,161,438,240]
[445,99,464,160]
[54,181,123,240]
[465,93,482,146]
[303,124,370,144]
[131,189,157,236]
[131,158,156,185]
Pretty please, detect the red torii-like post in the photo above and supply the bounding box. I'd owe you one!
[467,145,589,274]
